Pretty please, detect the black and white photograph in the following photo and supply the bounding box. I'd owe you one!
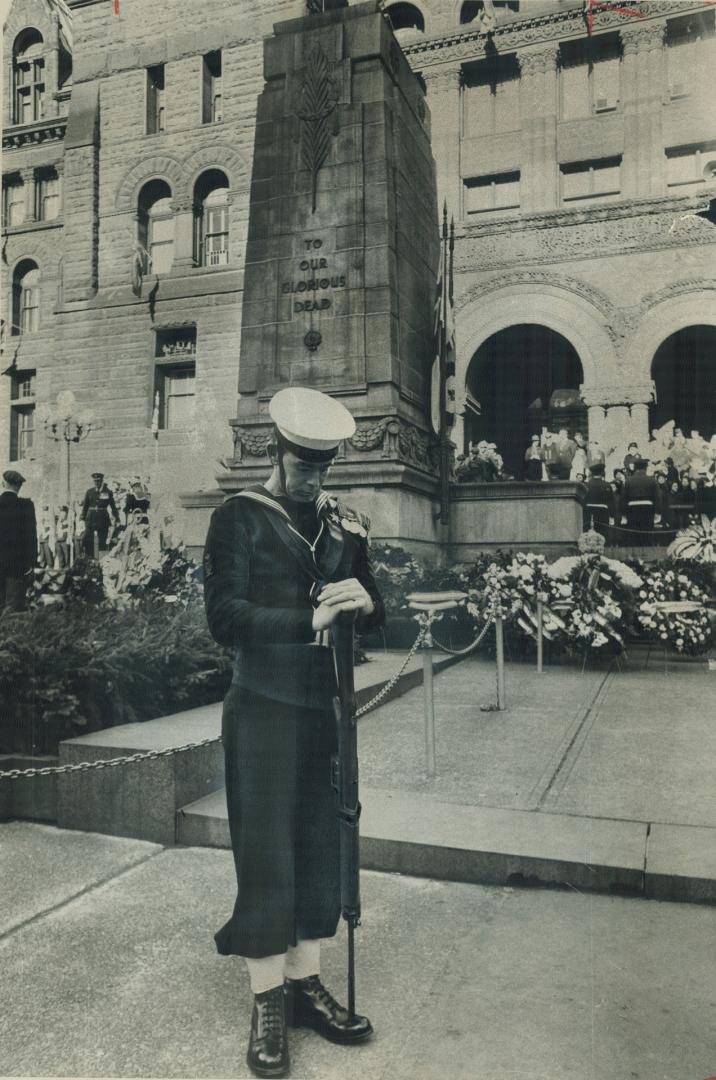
[1,0,715,1077]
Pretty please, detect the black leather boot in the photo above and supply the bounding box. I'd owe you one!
[284,975,373,1044]
[246,986,290,1078]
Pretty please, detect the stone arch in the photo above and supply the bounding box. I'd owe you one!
[6,234,61,277]
[383,1,428,35]
[624,281,716,384]
[115,154,185,212]
[183,144,250,202]
[456,276,619,395]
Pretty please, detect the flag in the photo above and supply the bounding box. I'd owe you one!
[431,212,456,436]
[131,244,151,296]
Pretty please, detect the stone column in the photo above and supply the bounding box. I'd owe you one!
[629,401,651,451]
[422,66,462,216]
[620,22,667,198]
[54,160,64,220]
[171,197,197,271]
[518,45,559,212]
[604,404,631,476]
[587,403,607,448]
[20,168,35,222]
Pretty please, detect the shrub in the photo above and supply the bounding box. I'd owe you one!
[0,599,232,755]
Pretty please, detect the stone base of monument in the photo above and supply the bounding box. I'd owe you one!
[183,475,587,563]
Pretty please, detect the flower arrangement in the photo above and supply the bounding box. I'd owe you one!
[635,566,712,656]
[667,515,716,564]
[545,555,642,654]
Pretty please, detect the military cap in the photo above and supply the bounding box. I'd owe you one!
[91,471,104,480]
[2,469,25,487]
[269,387,356,463]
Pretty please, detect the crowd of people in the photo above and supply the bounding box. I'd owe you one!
[455,421,716,542]
[37,473,151,570]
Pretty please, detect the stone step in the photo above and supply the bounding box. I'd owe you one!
[51,650,456,844]
[177,785,716,906]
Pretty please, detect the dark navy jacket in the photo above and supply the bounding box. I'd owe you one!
[0,491,37,575]
[203,486,384,709]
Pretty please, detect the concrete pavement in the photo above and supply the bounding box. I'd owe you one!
[1,822,716,1080]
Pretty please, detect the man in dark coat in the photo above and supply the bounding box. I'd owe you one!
[622,457,658,537]
[0,469,37,612]
[584,463,615,539]
[80,472,118,555]
[204,387,384,1079]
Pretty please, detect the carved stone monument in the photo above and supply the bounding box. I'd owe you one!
[212,0,442,555]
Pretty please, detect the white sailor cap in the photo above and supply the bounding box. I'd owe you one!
[269,387,356,463]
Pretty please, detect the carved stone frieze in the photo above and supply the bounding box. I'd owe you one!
[348,416,438,474]
[405,4,690,70]
[453,195,716,275]
[349,417,389,452]
[232,426,272,462]
[581,382,656,408]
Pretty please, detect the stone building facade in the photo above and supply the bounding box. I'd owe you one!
[2,0,715,514]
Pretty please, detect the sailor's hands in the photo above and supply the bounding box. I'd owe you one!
[312,578,374,631]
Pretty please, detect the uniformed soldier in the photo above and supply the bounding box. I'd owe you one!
[622,457,658,538]
[0,469,37,612]
[80,472,118,556]
[583,463,615,540]
[203,387,384,1079]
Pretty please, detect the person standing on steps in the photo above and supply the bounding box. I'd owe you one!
[203,386,384,1079]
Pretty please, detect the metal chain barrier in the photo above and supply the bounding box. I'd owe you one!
[1,625,432,781]
[430,616,493,657]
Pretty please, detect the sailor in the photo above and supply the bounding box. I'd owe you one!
[80,472,118,556]
[203,387,384,1079]
[622,457,658,538]
[584,462,615,540]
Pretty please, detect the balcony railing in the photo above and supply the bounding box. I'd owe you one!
[206,248,229,267]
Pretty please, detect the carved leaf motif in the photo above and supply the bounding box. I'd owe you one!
[297,43,338,213]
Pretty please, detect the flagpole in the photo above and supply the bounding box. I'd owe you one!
[438,202,449,527]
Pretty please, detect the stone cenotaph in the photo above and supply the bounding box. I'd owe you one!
[207,0,443,557]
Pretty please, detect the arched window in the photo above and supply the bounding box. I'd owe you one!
[13,29,45,125]
[193,170,230,267]
[384,3,425,34]
[12,260,40,334]
[137,180,174,275]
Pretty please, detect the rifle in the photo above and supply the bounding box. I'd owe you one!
[330,609,361,1020]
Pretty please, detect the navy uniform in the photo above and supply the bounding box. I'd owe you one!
[80,472,118,555]
[0,469,37,612]
[622,458,658,537]
[204,388,384,1078]
[584,465,615,539]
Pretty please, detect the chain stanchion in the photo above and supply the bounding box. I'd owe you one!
[536,599,544,674]
[407,591,468,779]
[495,615,506,710]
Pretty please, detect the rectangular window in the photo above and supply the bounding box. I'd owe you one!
[3,177,25,227]
[465,172,520,214]
[9,370,36,462]
[11,370,36,400]
[146,64,166,134]
[666,143,716,189]
[154,328,197,430]
[560,157,621,203]
[202,51,222,123]
[560,35,621,120]
[666,12,714,99]
[462,55,520,138]
[149,214,175,275]
[20,283,40,332]
[36,170,60,221]
[204,204,229,264]
[14,58,45,124]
